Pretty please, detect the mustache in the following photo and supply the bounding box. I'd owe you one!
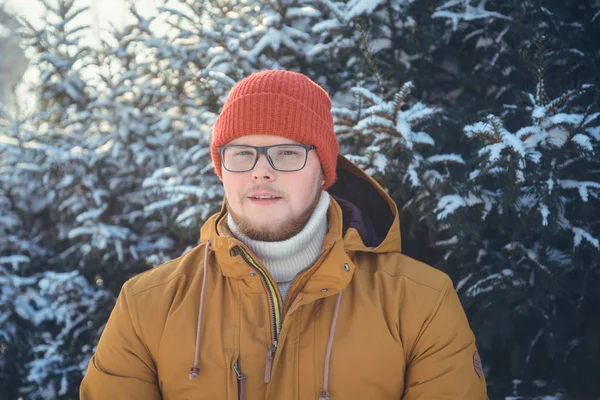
[245,185,284,197]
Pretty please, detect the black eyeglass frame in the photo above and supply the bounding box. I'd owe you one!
[217,144,317,172]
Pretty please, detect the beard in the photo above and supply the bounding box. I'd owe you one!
[227,187,323,242]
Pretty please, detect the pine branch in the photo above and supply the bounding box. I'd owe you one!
[545,88,581,116]
[393,82,414,121]
[534,35,548,106]
[317,0,347,23]
[486,115,505,142]
[355,20,385,100]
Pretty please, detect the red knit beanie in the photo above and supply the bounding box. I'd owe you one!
[211,70,339,189]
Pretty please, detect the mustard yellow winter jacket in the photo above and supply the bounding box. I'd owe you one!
[80,155,488,399]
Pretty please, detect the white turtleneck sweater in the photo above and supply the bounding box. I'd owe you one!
[227,191,330,301]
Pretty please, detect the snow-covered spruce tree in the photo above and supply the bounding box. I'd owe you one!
[135,1,242,246]
[306,0,426,98]
[155,0,299,76]
[0,1,151,397]
[157,0,258,77]
[55,7,191,280]
[19,0,95,126]
[307,0,600,122]
[0,109,113,399]
[0,1,106,397]
[433,73,599,397]
[19,12,222,397]
[429,0,600,118]
[236,0,318,71]
[0,3,215,395]
[0,107,41,398]
[16,269,111,400]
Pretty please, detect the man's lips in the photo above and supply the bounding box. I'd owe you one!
[247,192,282,205]
[247,191,282,199]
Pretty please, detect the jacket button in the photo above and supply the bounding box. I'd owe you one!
[321,288,328,293]
[250,272,256,277]
[343,264,350,271]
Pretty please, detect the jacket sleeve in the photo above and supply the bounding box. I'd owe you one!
[80,282,162,400]
[403,277,488,400]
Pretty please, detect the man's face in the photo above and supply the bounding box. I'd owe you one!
[221,135,324,242]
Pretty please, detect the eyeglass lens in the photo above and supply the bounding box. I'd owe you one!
[222,145,308,172]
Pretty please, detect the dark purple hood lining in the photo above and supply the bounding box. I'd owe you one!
[327,168,393,248]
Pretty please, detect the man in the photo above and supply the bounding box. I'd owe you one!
[80,70,488,399]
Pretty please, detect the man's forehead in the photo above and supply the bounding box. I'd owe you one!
[228,135,302,146]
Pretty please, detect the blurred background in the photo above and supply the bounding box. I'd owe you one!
[0,0,598,398]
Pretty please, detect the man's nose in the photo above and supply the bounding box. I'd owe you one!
[251,154,276,182]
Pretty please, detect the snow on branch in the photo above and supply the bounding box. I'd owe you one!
[433,0,512,31]
[317,0,348,23]
[464,269,521,298]
[286,6,320,19]
[572,227,600,250]
[0,255,30,270]
[351,86,384,105]
[558,180,600,202]
[465,115,545,183]
[427,154,466,165]
[436,192,484,220]
[345,0,388,19]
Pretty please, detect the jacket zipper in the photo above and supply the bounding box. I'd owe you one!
[233,360,247,400]
[231,245,282,382]
[232,243,335,383]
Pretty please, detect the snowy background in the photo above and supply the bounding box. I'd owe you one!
[0,0,598,399]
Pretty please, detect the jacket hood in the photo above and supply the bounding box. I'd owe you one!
[327,154,401,254]
[201,154,401,255]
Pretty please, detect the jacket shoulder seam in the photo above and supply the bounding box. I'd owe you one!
[373,268,445,292]
[128,244,206,296]
[130,271,198,297]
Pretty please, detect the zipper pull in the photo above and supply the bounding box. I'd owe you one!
[264,342,277,383]
[233,361,247,400]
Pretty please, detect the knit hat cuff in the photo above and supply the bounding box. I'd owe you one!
[211,93,338,188]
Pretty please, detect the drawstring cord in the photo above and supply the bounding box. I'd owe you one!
[319,290,343,400]
[189,239,212,380]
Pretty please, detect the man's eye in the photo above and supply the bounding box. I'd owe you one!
[234,151,253,156]
[280,150,299,156]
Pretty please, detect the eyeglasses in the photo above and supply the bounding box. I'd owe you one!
[217,144,316,172]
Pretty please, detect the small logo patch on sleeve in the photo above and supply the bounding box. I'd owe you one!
[473,350,484,379]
